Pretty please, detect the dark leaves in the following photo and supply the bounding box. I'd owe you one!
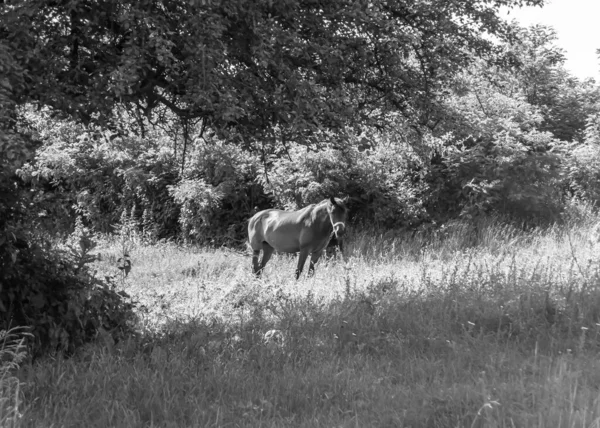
[2,0,544,147]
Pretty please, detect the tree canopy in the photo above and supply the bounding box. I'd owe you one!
[2,0,544,147]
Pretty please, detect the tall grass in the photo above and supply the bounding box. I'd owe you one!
[8,216,600,427]
[0,328,30,428]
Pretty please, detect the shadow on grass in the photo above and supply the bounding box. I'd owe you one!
[143,272,600,364]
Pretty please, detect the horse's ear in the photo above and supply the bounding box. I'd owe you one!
[329,196,337,206]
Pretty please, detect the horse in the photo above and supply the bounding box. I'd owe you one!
[248,197,348,279]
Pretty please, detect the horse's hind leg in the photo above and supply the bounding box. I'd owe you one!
[252,250,262,276]
[259,242,275,274]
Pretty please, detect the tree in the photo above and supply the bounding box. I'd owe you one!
[0,38,32,283]
[421,47,564,224]
[507,24,600,142]
[2,0,544,150]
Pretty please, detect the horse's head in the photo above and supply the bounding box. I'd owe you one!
[327,196,348,238]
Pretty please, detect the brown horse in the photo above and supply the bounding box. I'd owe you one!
[248,197,348,279]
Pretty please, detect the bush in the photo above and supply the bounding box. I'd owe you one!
[562,113,600,206]
[0,221,137,357]
[18,108,271,245]
[18,107,180,238]
[169,139,271,245]
[260,136,429,229]
[427,64,565,225]
[437,131,563,224]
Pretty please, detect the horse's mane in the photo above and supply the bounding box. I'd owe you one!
[309,200,328,222]
[290,198,346,224]
[309,198,345,222]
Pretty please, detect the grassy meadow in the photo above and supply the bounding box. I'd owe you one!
[4,216,600,427]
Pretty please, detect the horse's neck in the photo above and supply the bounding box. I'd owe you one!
[310,203,333,231]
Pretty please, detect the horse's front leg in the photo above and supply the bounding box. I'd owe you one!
[337,239,344,261]
[296,248,310,280]
[308,250,324,277]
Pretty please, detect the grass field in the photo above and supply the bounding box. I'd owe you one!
[4,216,600,427]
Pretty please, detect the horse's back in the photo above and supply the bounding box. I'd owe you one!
[248,207,315,253]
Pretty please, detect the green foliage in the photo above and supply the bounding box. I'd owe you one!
[18,108,271,245]
[9,0,595,244]
[0,221,137,357]
[584,111,600,145]
[562,113,600,205]
[18,107,180,237]
[507,25,600,143]
[170,140,271,245]
[417,25,600,225]
[2,0,543,148]
[541,77,600,143]
[260,136,429,228]
[0,40,35,281]
[426,55,565,224]
[511,25,567,109]
[441,132,562,223]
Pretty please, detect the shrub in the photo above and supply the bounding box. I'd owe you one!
[170,140,271,245]
[427,64,565,225]
[17,107,180,238]
[562,113,600,206]
[0,221,137,357]
[260,135,429,229]
[440,131,563,224]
